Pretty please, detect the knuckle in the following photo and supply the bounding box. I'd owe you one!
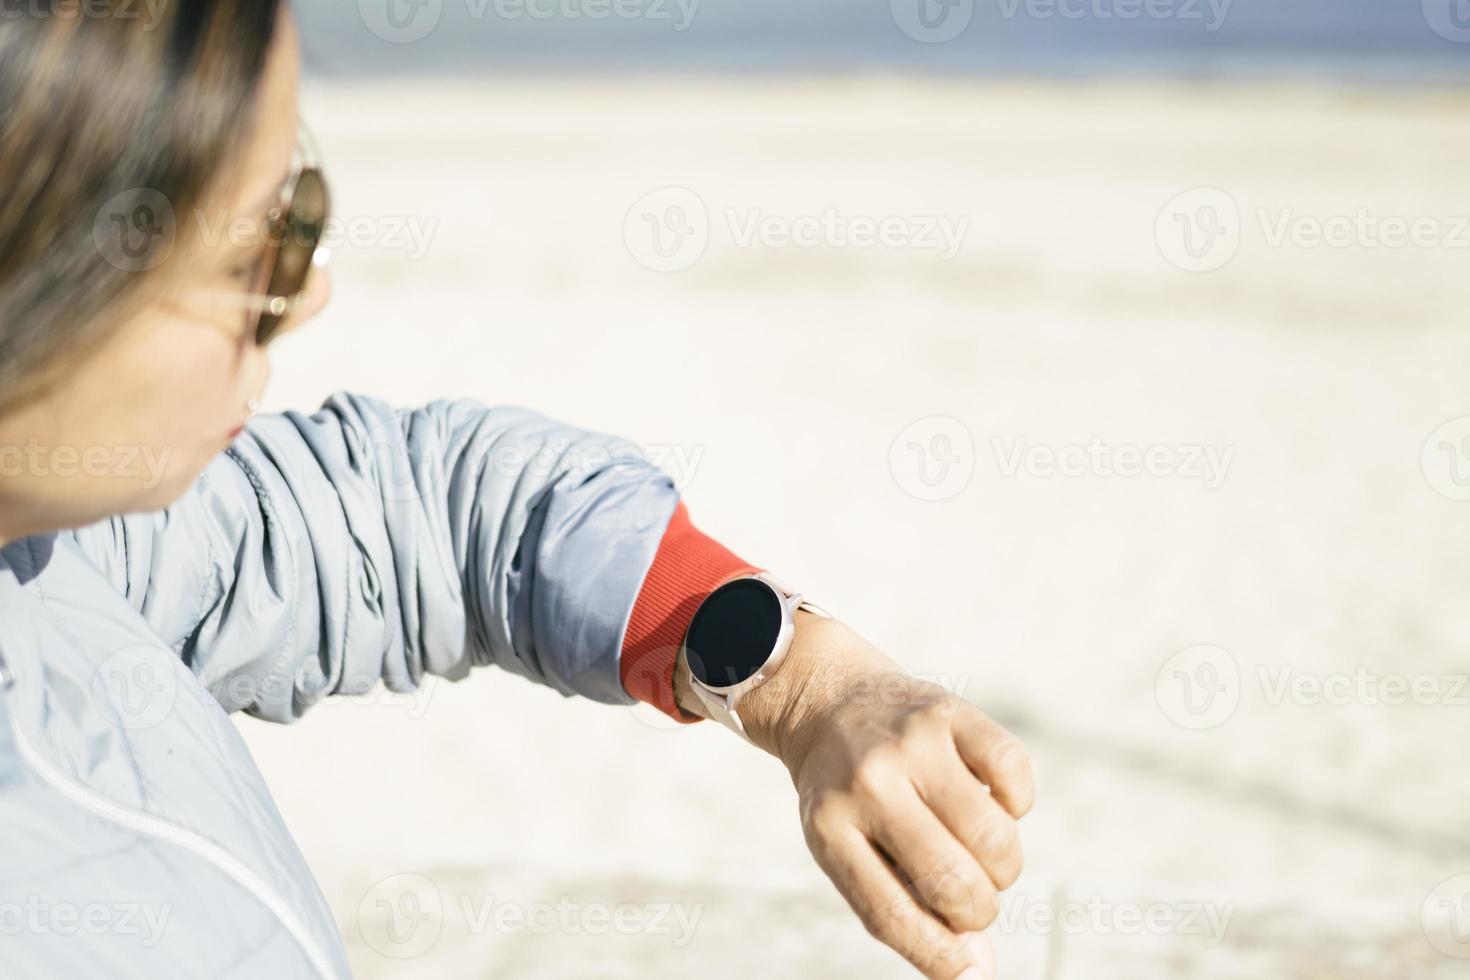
[1010,793,1035,819]
[993,739,1032,781]
[970,811,1029,887]
[865,885,915,941]
[851,750,902,796]
[897,691,956,738]
[971,886,1001,931]
[975,814,1020,863]
[991,851,1023,891]
[991,739,1036,805]
[860,901,894,942]
[989,850,1023,892]
[912,939,966,979]
[912,692,956,725]
[872,899,960,972]
[802,795,849,843]
[915,866,995,933]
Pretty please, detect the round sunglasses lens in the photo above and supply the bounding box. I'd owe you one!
[266,168,328,300]
[257,168,329,344]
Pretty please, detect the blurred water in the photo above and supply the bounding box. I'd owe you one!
[300,0,1470,80]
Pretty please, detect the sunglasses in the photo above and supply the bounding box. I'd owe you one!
[234,124,331,346]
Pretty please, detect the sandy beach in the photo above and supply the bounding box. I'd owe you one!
[236,75,1470,978]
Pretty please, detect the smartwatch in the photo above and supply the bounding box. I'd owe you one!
[679,572,832,743]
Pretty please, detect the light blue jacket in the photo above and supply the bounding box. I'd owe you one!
[0,391,680,978]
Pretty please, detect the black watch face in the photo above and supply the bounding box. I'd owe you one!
[684,578,783,689]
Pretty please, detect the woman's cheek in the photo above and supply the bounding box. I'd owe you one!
[124,318,252,501]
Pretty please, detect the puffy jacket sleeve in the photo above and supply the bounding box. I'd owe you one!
[63,390,685,722]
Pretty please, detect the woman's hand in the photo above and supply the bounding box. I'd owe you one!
[699,612,1035,980]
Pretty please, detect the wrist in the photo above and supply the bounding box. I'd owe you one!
[736,610,867,760]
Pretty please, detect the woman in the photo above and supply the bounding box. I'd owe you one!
[0,4,1033,978]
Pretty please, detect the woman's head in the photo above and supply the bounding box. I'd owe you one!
[0,1,329,543]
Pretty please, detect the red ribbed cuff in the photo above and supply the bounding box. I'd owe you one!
[620,501,759,723]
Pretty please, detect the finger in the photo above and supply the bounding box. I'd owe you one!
[956,932,996,979]
[951,707,1035,819]
[816,824,997,980]
[867,785,1000,935]
[917,751,1024,892]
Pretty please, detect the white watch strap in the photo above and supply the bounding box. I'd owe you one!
[755,571,834,621]
[692,682,754,744]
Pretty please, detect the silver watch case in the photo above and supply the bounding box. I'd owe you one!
[683,571,831,741]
